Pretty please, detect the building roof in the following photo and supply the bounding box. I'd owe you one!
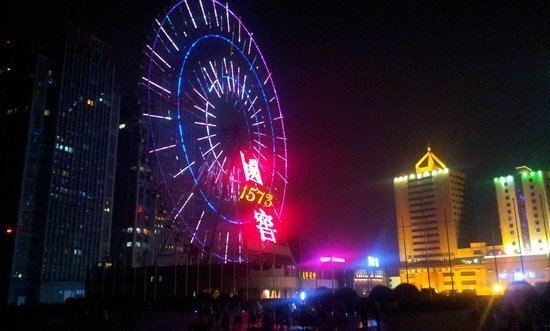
[415,147,447,174]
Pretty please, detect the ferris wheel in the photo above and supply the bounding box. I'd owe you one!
[143,0,287,262]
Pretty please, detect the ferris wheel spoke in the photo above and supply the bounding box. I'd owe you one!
[249,108,262,119]
[201,142,220,157]
[173,161,195,178]
[193,104,216,118]
[225,3,231,32]
[142,76,172,95]
[173,192,194,219]
[197,63,221,96]
[207,149,224,172]
[155,19,180,51]
[149,144,177,153]
[253,146,267,161]
[194,121,216,127]
[214,156,228,184]
[224,232,230,262]
[193,87,215,108]
[197,133,217,141]
[184,0,198,29]
[143,113,173,120]
[190,210,205,244]
[145,54,167,73]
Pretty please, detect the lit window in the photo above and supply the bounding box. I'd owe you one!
[86,99,94,106]
[126,242,132,247]
[44,109,50,116]
[118,123,126,129]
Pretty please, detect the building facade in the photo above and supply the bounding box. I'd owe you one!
[494,166,550,255]
[111,105,158,268]
[1,38,58,304]
[394,147,466,265]
[8,27,119,304]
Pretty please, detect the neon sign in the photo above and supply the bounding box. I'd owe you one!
[240,151,263,185]
[367,256,380,268]
[320,256,346,263]
[254,209,277,243]
[239,185,274,207]
[239,151,277,244]
[300,271,317,280]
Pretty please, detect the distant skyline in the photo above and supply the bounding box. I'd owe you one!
[3,1,549,263]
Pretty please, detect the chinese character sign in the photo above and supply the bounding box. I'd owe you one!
[240,151,263,185]
[254,209,277,243]
[239,150,277,244]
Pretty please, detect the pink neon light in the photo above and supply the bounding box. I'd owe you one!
[320,256,346,263]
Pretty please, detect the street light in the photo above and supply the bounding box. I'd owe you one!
[492,283,503,294]
[299,291,306,302]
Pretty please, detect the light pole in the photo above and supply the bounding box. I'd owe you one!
[400,215,410,283]
[443,209,455,292]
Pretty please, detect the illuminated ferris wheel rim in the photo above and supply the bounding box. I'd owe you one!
[147,0,288,213]
[144,0,288,260]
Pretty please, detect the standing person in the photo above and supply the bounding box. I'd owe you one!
[232,305,243,331]
[262,308,274,331]
[221,307,230,330]
[242,306,249,330]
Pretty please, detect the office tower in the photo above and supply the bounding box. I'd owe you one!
[394,147,466,264]
[494,166,550,254]
[9,27,119,304]
[112,109,158,268]
[0,38,58,304]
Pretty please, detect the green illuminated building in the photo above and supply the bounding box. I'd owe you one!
[494,166,550,255]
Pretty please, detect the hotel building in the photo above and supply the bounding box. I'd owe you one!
[494,166,550,255]
[394,147,466,264]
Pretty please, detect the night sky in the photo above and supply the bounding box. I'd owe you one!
[4,1,549,267]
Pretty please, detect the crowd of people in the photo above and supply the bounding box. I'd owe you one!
[2,282,549,330]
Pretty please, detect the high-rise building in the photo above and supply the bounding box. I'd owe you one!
[0,38,58,305]
[394,147,466,264]
[494,166,550,255]
[111,107,158,268]
[8,27,119,304]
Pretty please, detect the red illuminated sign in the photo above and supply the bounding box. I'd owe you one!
[239,151,277,244]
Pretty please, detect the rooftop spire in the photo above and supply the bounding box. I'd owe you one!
[415,146,447,174]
